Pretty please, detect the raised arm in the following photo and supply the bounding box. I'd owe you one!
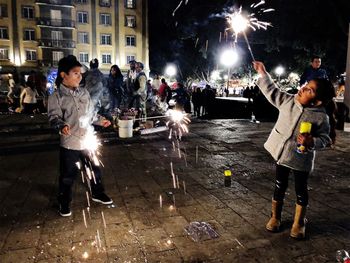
[253,61,294,109]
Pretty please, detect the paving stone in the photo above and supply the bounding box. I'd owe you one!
[0,117,349,262]
[161,215,189,237]
[0,247,36,263]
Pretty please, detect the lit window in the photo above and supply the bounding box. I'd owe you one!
[125,0,135,9]
[125,15,136,28]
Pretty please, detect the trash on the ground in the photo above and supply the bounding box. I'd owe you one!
[336,250,350,263]
[184,221,219,242]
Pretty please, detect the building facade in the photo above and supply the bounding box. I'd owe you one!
[0,0,149,74]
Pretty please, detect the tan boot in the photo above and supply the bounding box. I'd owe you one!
[266,200,283,232]
[290,204,307,239]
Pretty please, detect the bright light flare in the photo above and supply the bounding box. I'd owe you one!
[226,4,273,41]
[275,66,285,76]
[165,64,177,77]
[220,49,239,67]
[211,70,221,81]
[229,12,248,34]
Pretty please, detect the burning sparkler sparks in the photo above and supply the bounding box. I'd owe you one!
[226,2,274,60]
[166,109,191,140]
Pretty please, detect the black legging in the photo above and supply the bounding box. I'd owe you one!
[273,164,309,206]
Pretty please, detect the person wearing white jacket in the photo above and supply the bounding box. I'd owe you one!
[20,77,39,114]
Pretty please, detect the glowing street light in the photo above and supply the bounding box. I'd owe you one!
[220,49,239,67]
[165,64,177,77]
[220,49,239,91]
[275,66,285,82]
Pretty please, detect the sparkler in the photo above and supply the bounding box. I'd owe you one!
[226,3,273,61]
[82,251,89,259]
[159,194,163,208]
[101,211,107,228]
[83,209,88,228]
[86,191,90,207]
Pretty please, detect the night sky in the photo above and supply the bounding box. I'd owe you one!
[148,0,350,80]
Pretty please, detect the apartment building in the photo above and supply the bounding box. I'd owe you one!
[0,0,149,74]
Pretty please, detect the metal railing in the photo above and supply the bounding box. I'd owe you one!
[38,39,76,48]
[36,0,74,6]
[37,18,75,28]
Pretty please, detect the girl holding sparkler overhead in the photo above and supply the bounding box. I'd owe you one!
[253,61,336,239]
[48,55,113,217]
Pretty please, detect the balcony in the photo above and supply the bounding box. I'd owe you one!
[36,0,74,7]
[38,39,76,49]
[38,60,59,67]
[99,0,111,7]
[37,18,75,28]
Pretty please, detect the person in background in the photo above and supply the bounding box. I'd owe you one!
[107,64,123,113]
[20,76,39,114]
[299,56,328,86]
[192,87,202,117]
[152,74,161,92]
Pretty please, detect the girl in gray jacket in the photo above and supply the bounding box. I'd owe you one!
[253,61,336,239]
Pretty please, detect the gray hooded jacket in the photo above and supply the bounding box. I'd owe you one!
[257,74,331,172]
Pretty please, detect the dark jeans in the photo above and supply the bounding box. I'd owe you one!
[273,164,309,206]
[59,147,105,205]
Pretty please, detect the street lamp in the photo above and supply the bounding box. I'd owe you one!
[220,49,239,92]
[165,64,177,78]
[275,66,285,82]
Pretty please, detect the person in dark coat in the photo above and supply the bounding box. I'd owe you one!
[107,65,123,112]
[299,56,328,86]
[192,87,202,117]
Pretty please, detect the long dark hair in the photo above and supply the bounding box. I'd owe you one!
[313,78,337,143]
[109,65,123,78]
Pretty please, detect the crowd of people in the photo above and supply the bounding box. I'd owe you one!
[1,58,222,122]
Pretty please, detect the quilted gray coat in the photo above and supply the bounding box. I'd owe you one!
[257,74,331,172]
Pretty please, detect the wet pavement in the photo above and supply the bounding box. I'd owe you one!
[0,114,349,263]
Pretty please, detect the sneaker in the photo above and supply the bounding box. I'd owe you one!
[59,203,72,217]
[92,193,113,205]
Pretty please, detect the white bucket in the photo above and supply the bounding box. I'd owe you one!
[118,119,133,138]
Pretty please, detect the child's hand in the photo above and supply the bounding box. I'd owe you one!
[252,61,267,76]
[61,125,71,135]
[297,133,314,148]
[101,119,111,128]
